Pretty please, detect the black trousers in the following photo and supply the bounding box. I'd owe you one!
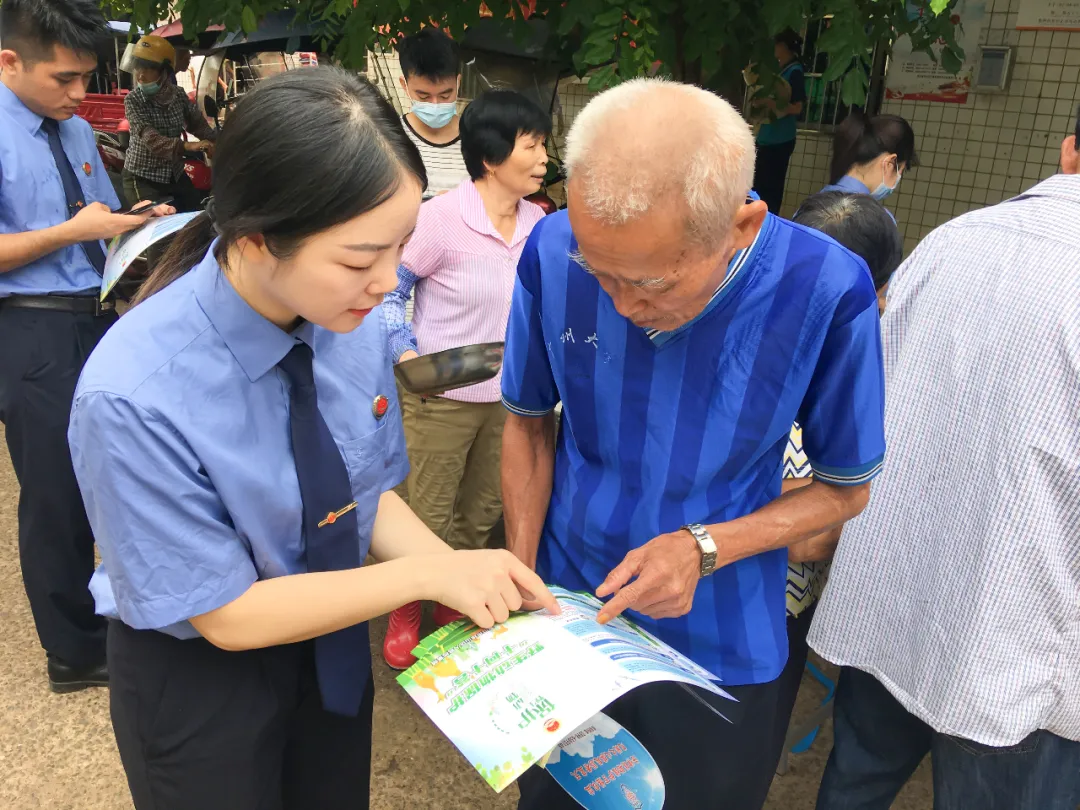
[517,674,787,810]
[108,621,374,810]
[817,666,1080,810]
[773,603,817,749]
[121,168,207,213]
[753,139,797,215]
[0,304,116,667]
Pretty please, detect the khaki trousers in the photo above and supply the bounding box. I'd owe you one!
[400,390,506,550]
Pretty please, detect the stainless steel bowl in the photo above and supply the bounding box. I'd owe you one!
[394,342,505,396]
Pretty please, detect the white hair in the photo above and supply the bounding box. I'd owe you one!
[564,78,755,250]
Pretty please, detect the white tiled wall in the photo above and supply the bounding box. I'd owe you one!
[782,0,1080,254]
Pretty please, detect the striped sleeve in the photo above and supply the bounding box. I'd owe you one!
[798,270,886,487]
[501,223,558,417]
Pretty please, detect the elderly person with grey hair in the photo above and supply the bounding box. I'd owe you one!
[795,190,903,314]
[500,78,888,810]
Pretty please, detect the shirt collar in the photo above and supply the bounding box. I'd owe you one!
[458,180,534,247]
[192,242,316,382]
[1012,174,1080,207]
[829,175,872,195]
[0,81,46,135]
[647,214,770,345]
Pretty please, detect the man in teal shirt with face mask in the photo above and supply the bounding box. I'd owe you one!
[396,28,470,198]
[122,35,216,212]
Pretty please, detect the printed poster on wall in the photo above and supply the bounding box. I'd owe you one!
[1017,0,1080,30]
[885,0,988,103]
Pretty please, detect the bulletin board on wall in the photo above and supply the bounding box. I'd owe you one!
[1017,0,1080,30]
[884,0,987,103]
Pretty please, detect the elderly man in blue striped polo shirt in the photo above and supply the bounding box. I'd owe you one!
[501,78,886,810]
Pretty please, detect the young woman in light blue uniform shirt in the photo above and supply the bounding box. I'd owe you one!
[817,109,917,217]
[67,67,555,810]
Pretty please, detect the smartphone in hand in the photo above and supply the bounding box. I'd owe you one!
[117,197,175,216]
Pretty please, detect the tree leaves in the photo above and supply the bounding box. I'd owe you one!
[587,63,618,89]
[821,55,853,83]
[940,45,963,74]
[241,6,258,34]
[840,62,868,104]
[122,0,961,107]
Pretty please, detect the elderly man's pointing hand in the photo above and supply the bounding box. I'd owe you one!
[596,529,701,624]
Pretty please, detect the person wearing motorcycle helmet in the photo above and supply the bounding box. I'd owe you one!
[122,34,216,213]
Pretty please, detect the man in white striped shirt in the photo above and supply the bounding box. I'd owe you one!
[396,28,470,198]
[810,116,1080,809]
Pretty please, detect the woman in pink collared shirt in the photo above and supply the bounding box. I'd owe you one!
[381,90,551,669]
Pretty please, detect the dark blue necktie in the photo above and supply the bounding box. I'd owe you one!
[279,343,371,716]
[41,118,107,276]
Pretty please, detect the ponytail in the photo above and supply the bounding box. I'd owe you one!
[829,109,917,184]
[829,109,870,184]
[130,212,215,306]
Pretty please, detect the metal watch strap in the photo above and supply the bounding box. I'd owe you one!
[682,523,718,577]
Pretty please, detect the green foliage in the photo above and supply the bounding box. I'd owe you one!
[108,0,962,107]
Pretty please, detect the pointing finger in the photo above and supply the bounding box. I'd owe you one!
[596,551,643,599]
[597,581,642,625]
[509,562,560,615]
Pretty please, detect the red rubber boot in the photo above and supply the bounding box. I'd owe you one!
[432,603,465,628]
[383,601,422,670]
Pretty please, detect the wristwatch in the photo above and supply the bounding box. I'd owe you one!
[682,523,718,577]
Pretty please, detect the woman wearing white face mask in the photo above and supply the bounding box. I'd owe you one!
[395,28,470,198]
[817,109,917,218]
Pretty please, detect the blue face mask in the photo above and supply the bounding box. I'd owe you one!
[139,81,161,97]
[871,159,901,200]
[410,99,457,130]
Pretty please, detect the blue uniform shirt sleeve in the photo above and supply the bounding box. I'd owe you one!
[797,274,886,486]
[69,392,258,630]
[501,223,559,416]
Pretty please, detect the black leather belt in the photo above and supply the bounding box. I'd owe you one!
[1,294,114,316]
